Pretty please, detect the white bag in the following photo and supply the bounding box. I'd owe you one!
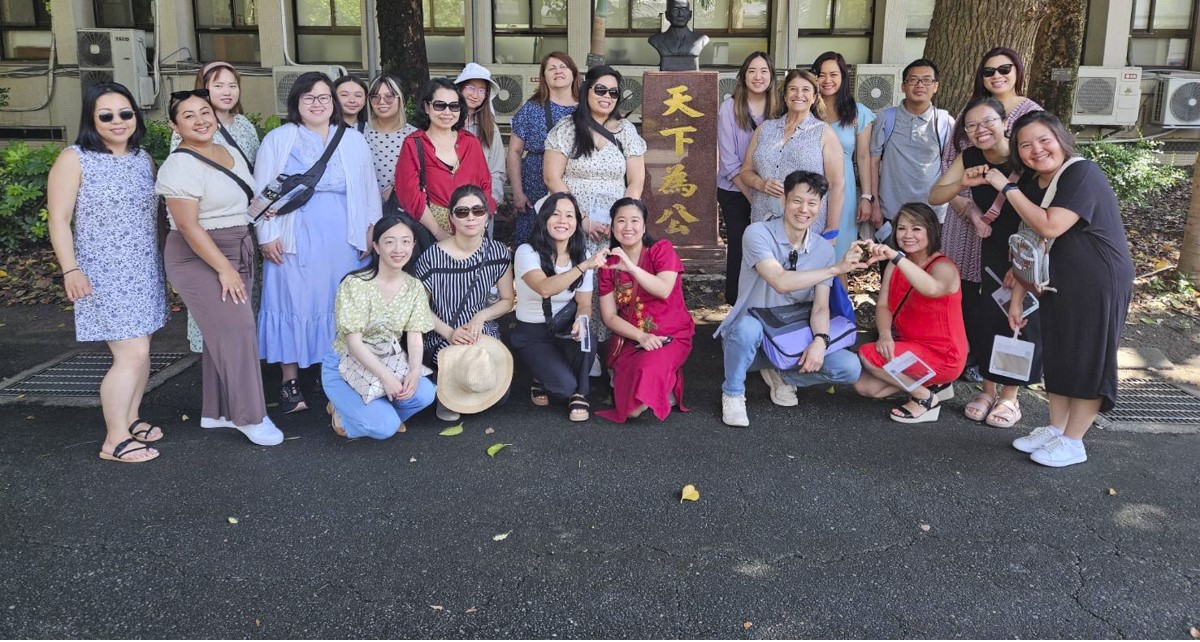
[989,332,1036,382]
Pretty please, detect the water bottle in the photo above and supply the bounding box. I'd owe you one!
[247,177,285,222]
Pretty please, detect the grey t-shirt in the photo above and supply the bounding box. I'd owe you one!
[870,102,954,222]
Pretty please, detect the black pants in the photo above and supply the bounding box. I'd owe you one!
[960,278,983,367]
[509,320,594,400]
[718,188,751,305]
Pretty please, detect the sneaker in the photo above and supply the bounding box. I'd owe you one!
[279,378,308,414]
[1012,425,1063,453]
[436,401,460,422]
[199,416,236,429]
[759,369,798,407]
[237,416,284,446]
[1030,436,1087,468]
[722,394,749,427]
[959,364,984,383]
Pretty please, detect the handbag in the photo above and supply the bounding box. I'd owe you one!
[170,148,254,203]
[749,277,858,371]
[542,296,578,340]
[247,124,346,222]
[338,334,433,403]
[1008,156,1084,295]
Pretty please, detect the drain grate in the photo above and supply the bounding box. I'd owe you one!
[1102,378,1200,425]
[0,352,194,401]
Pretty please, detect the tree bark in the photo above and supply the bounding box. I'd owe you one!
[923,0,1046,114]
[378,0,431,106]
[1177,154,1200,280]
[589,0,610,67]
[1027,0,1086,120]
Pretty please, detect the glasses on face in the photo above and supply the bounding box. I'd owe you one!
[300,94,333,105]
[592,85,620,99]
[369,93,396,104]
[786,249,798,271]
[905,76,937,87]
[97,109,136,123]
[461,84,488,95]
[964,116,1002,133]
[428,100,462,112]
[452,204,488,219]
[982,64,1014,78]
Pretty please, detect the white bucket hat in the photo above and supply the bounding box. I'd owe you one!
[454,62,501,115]
[435,335,514,414]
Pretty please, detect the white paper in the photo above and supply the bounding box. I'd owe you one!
[990,333,1035,381]
[986,267,1039,319]
[883,351,936,392]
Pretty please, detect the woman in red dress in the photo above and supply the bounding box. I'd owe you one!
[855,202,967,423]
[597,198,694,423]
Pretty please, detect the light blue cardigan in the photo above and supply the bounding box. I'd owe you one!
[252,122,381,254]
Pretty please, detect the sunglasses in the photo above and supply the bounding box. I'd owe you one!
[97,109,137,123]
[429,100,462,112]
[369,93,397,104]
[982,64,1014,78]
[170,88,210,102]
[592,85,620,99]
[786,249,798,271]
[452,204,488,219]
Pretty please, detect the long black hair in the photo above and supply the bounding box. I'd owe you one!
[811,51,855,128]
[529,192,587,291]
[343,215,419,281]
[411,78,467,131]
[607,197,656,250]
[569,65,623,159]
[76,82,146,154]
[285,71,342,126]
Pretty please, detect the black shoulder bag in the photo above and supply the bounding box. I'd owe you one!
[216,121,255,172]
[250,124,346,222]
[170,148,254,203]
[586,118,625,155]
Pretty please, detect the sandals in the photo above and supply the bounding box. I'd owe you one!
[929,383,955,403]
[530,380,550,407]
[568,393,590,422]
[965,392,996,421]
[128,418,163,443]
[327,402,347,437]
[98,437,159,463]
[890,393,941,424]
[985,398,1022,429]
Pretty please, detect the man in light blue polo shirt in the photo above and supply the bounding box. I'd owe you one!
[715,170,867,427]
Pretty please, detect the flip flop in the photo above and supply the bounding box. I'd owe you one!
[128,418,163,443]
[568,393,590,422]
[985,398,1022,429]
[964,392,996,422]
[98,437,159,463]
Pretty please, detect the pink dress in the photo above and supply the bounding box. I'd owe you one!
[597,240,695,423]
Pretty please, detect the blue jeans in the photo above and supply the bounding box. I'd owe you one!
[721,314,862,396]
[321,351,437,440]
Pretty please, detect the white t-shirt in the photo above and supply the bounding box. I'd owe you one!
[514,243,594,324]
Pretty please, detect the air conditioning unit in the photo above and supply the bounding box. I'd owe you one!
[612,66,647,122]
[489,64,540,125]
[1072,66,1141,127]
[271,65,348,114]
[852,64,903,113]
[718,71,738,102]
[1154,73,1200,128]
[76,29,154,108]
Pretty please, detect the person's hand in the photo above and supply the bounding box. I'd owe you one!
[960,164,991,188]
[836,241,871,274]
[761,178,785,198]
[571,316,587,342]
[583,247,611,271]
[1007,296,1028,333]
[870,201,883,227]
[799,339,826,373]
[218,268,248,305]
[638,333,667,351]
[876,336,895,362]
[1003,269,1017,290]
[513,192,529,213]
[398,369,421,400]
[867,240,896,265]
[260,239,284,265]
[856,198,872,223]
[984,166,1010,191]
[465,314,485,339]
[587,220,610,243]
[382,372,406,401]
[450,325,477,345]
[63,270,93,302]
[608,246,636,272]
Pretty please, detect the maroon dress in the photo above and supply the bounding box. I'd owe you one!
[597,240,695,423]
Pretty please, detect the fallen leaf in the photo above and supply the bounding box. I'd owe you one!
[919,523,931,532]
[24,416,33,420]
[439,423,464,436]
[484,427,495,434]
[181,414,189,421]
[430,605,444,611]
[465,607,477,614]
[681,484,700,503]
[743,621,753,629]
[1189,626,1199,639]
[487,443,512,457]
[1107,488,1117,496]
[826,385,835,394]
[227,516,239,524]
[1153,258,1173,271]
[1141,316,1156,325]
[0,269,7,278]
[492,530,512,541]
[409,457,417,463]
[255,619,261,627]
[786,454,796,459]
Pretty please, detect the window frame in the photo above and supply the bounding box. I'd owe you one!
[92,0,156,31]
[1128,0,1199,68]
[596,0,772,38]
[795,0,873,38]
[0,0,53,61]
[292,0,363,64]
[193,0,260,64]
[492,0,567,37]
[423,0,467,35]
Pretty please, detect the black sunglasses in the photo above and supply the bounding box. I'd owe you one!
[429,100,462,112]
[97,109,137,123]
[982,64,1014,78]
[592,85,620,99]
[170,88,211,102]
[452,204,488,219]
[786,249,798,271]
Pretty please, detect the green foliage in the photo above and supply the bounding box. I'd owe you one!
[245,112,284,139]
[142,119,173,166]
[1076,137,1186,205]
[0,142,62,253]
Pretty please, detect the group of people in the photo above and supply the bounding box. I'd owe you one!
[46,46,1132,470]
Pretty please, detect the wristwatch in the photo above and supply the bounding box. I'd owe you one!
[891,251,906,266]
[1002,183,1020,195]
[813,333,831,347]
[860,193,875,203]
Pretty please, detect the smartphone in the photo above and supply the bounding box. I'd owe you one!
[578,315,592,353]
[636,336,673,350]
[873,220,894,244]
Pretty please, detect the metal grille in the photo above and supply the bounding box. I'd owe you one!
[0,352,191,398]
[1102,378,1200,424]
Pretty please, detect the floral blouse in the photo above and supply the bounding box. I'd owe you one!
[333,272,435,356]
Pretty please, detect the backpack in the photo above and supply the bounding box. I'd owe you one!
[877,105,950,159]
[1007,156,1086,296]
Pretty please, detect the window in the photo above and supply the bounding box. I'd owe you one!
[423,0,465,64]
[795,0,874,65]
[596,0,770,67]
[93,0,155,30]
[195,0,260,64]
[294,0,362,65]
[1129,0,1198,67]
[903,0,933,63]
[494,0,567,64]
[1,0,52,60]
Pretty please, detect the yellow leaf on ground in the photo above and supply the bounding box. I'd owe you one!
[743,621,753,629]
[1107,488,1117,496]
[181,414,189,421]
[227,517,239,524]
[430,605,444,611]
[0,269,8,278]
[439,423,464,436]
[486,443,511,457]
[1153,258,1173,272]
[492,530,512,541]
[681,484,700,503]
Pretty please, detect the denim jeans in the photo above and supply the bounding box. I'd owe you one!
[721,314,862,396]
[321,351,437,439]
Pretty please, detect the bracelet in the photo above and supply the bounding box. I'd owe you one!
[576,264,585,275]
[62,268,80,277]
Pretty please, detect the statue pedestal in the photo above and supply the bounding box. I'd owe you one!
[639,71,723,273]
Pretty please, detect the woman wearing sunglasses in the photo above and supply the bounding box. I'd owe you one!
[938,47,1042,385]
[412,185,514,422]
[544,65,647,365]
[47,82,169,463]
[364,73,417,204]
[396,78,496,242]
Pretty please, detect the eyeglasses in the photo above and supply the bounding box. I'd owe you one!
[300,94,333,105]
[369,93,397,104]
[905,76,937,87]
[964,116,1002,133]
[786,249,798,271]
[981,64,1014,78]
[592,85,620,99]
[428,100,462,112]
[97,109,136,123]
[452,204,488,219]
[461,84,488,95]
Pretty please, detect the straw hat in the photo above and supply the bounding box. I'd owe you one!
[436,335,513,414]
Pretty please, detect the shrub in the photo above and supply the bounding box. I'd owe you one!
[1076,137,1187,205]
[142,119,173,166]
[245,112,283,138]
[0,142,62,253]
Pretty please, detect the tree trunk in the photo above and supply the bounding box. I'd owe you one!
[1177,154,1200,280]
[923,0,1046,114]
[589,0,609,67]
[378,0,430,106]
[1027,0,1086,119]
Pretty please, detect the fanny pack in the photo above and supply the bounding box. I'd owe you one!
[248,124,345,222]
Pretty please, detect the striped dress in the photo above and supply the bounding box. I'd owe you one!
[412,239,512,364]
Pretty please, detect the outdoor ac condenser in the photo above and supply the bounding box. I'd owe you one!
[1153,73,1200,128]
[1071,66,1142,127]
[76,28,154,108]
[852,64,904,113]
[611,66,647,123]
[271,65,348,115]
[489,64,540,125]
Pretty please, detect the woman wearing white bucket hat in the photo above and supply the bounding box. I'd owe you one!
[455,63,507,211]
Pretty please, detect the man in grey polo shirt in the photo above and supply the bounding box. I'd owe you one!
[715,170,867,427]
[867,58,954,226]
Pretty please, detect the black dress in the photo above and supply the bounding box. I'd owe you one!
[1017,159,1133,412]
[963,146,1043,386]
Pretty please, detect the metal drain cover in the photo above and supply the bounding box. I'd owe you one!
[1099,378,1200,433]
[0,351,197,406]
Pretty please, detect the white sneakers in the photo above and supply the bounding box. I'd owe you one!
[721,394,749,427]
[199,416,236,429]
[1014,426,1087,467]
[1012,425,1062,453]
[759,369,798,407]
[236,416,284,446]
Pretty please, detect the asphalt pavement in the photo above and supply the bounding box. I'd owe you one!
[1,305,1197,638]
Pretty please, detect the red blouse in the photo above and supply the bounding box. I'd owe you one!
[395,129,495,219]
[598,240,695,339]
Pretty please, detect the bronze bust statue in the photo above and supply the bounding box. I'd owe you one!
[648,0,710,72]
